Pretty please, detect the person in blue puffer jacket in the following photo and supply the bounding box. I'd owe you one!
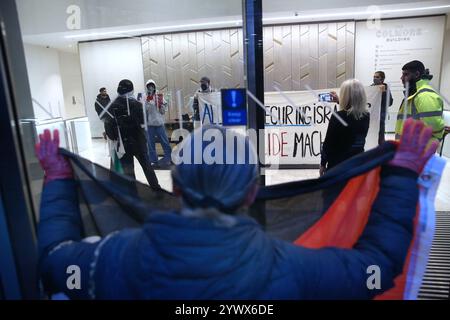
[36,118,437,299]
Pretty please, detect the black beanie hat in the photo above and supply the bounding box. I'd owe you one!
[117,79,134,95]
[402,60,425,75]
[402,60,433,80]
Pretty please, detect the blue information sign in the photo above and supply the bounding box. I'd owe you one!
[221,88,247,126]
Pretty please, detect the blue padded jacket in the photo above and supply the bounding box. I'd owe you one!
[38,166,418,299]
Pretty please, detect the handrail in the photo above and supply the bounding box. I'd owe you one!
[65,116,89,122]
[27,116,89,125]
[33,117,64,125]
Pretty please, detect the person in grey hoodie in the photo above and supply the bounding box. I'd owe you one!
[144,79,172,167]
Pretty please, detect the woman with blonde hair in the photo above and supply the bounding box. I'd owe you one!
[320,79,370,176]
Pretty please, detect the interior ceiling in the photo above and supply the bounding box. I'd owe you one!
[17,0,450,53]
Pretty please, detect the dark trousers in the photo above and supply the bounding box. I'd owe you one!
[379,115,386,145]
[120,149,160,189]
[147,125,172,163]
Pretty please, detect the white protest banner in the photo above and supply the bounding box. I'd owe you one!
[264,86,381,166]
[263,91,330,166]
[365,86,383,150]
[195,86,382,166]
[197,92,222,125]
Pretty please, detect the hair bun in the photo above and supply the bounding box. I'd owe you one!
[421,68,433,80]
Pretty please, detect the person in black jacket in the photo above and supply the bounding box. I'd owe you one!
[320,79,370,176]
[94,87,114,168]
[192,76,214,127]
[372,71,393,145]
[94,87,111,120]
[105,79,160,189]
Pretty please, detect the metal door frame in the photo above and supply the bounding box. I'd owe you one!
[0,0,40,299]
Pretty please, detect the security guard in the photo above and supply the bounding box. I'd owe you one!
[395,60,444,142]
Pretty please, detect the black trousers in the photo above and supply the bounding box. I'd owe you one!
[378,117,386,145]
[120,148,160,189]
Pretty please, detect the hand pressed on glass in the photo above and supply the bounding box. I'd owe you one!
[35,129,73,184]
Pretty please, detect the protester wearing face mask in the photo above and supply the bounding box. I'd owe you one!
[395,60,444,143]
[143,79,172,168]
[192,76,214,125]
[371,71,393,145]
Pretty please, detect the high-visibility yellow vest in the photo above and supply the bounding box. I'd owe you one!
[395,79,444,141]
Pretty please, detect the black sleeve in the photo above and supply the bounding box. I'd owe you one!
[193,96,200,121]
[94,99,102,118]
[366,112,371,133]
[387,85,393,107]
[131,101,145,126]
[321,115,340,166]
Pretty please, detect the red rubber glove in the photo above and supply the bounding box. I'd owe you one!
[157,93,164,109]
[35,129,73,184]
[389,118,438,174]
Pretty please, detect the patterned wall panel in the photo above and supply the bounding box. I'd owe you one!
[263,21,355,91]
[141,22,355,120]
[142,28,244,119]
